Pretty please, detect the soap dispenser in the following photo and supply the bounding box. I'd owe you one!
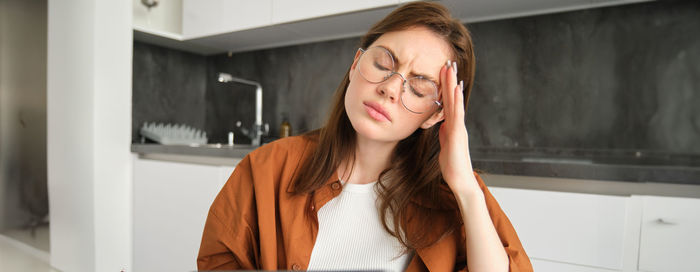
[279,114,292,138]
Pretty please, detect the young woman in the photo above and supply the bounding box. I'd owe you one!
[198,2,532,271]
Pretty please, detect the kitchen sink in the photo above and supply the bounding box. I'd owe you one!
[189,143,257,151]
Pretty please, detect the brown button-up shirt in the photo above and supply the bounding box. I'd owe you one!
[197,135,533,271]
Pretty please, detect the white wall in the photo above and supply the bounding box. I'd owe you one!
[0,0,48,231]
[47,0,132,271]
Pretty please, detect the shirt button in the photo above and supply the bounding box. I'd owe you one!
[292,263,301,270]
[331,181,341,190]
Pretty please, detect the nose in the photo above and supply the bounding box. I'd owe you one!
[378,72,405,102]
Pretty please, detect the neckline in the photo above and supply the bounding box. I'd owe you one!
[338,174,378,193]
[340,180,377,193]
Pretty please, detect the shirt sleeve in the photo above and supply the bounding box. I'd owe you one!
[455,172,534,272]
[197,155,260,270]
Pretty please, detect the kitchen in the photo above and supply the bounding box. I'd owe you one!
[1,0,699,271]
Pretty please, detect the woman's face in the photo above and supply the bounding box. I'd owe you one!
[346,26,451,143]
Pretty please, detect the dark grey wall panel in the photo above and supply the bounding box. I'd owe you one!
[204,38,359,144]
[133,0,700,153]
[467,0,700,152]
[132,42,207,142]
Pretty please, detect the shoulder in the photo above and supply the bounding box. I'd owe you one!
[238,134,319,185]
[246,135,316,165]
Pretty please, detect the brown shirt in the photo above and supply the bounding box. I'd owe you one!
[197,135,533,271]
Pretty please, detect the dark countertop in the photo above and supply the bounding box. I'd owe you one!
[470,147,700,186]
[132,144,700,186]
[132,143,256,159]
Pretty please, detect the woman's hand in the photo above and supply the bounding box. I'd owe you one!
[437,60,479,194]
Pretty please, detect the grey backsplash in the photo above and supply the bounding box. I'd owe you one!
[133,0,700,153]
[132,42,207,140]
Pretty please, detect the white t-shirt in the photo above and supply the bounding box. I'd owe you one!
[307,179,414,272]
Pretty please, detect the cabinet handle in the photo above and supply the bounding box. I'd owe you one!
[655,218,677,225]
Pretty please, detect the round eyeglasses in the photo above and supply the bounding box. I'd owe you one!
[357,47,442,114]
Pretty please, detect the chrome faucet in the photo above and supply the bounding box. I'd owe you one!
[218,73,269,146]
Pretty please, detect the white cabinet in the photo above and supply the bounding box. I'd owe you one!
[133,0,183,37]
[489,187,629,270]
[133,157,235,272]
[271,0,398,24]
[531,258,619,272]
[489,185,700,272]
[638,196,700,272]
[142,0,652,54]
[183,1,399,39]
[183,0,272,39]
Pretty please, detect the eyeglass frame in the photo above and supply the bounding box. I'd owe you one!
[357,47,443,114]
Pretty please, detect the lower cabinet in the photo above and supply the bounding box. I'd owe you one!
[132,161,700,272]
[531,258,621,272]
[489,187,629,271]
[133,157,235,272]
[489,186,700,272]
[638,196,700,272]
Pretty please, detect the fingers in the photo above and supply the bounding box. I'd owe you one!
[442,59,460,121]
[455,80,465,121]
[440,61,450,115]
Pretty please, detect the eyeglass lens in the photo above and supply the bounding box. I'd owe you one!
[358,47,439,114]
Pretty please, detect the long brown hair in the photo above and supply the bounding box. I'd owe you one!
[290,1,476,251]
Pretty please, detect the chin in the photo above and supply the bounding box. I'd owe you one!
[348,114,415,143]
[346,113,388,141]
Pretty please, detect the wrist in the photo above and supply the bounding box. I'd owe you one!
[454,187,486,215]
[446,172,480,194]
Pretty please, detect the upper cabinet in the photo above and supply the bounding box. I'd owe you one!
[134,0,654,55]
[183,0,272,39]
[270,0,398,24]
[133,0,182,39]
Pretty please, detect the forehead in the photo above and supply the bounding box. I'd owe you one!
[370,27,452,78]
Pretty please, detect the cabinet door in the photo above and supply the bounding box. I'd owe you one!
[489,187,628,270]
[183,0,272,39]
[133,0,182,35]
[133,158,229,272]
[271,0,398,24]
[638,196,700,272]
[531,258,620,272]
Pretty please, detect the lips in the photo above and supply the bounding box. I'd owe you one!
[363,101,392,122]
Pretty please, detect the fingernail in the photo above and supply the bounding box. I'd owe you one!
[447,60,451,67]
[460,80,464,91]
[453,61,458,74]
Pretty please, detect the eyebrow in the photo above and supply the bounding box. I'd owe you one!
[378,45,440,84]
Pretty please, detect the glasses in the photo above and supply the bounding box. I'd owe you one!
[357,47,442,114]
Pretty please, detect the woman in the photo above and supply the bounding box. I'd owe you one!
[198,2,532,271]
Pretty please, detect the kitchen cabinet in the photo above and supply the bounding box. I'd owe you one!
[488,187,629,270]
[531,258,620,272]
[138,0,652,55]
[133,157,235,272]
[271,0,398,24]
[183,0,273,39]
[183,0,398,39]
[131,155,700,272]
[489,186,700,272]
[638,196,700,272]
[133,0,182,38]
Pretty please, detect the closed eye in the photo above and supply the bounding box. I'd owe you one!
[409,86,425,98]
[374,62,391,71]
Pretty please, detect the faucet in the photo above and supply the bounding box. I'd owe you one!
[218,73,269,146]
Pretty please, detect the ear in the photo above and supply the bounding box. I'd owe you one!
[420,108,444,129]
[349,48,363,81]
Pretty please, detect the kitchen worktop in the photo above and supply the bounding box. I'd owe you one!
[132,143,700,187]
[469,146,700,186]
